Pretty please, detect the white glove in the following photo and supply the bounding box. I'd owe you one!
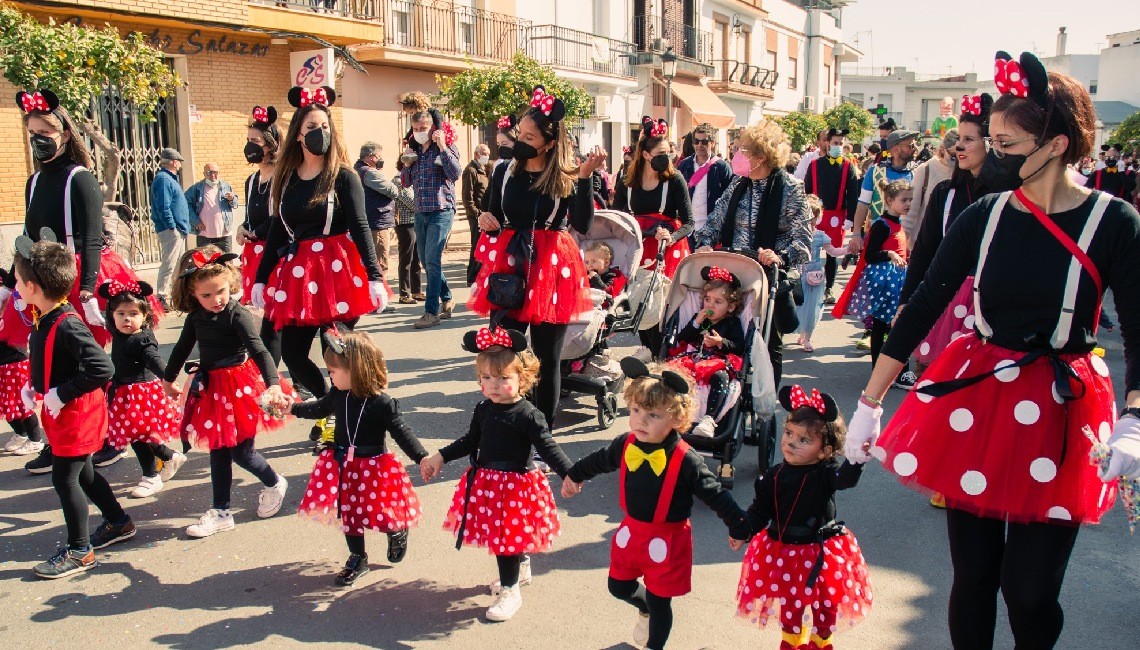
[1100,415,1140,481]
[844,401,882,464]
[82,297,106,327]
[20,382,37,412]
[0,285,10,307]
[369,280,389,312]
[251,283,266,310]
[44,388,64,418]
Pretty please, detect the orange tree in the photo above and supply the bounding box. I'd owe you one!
[436,52,591,127]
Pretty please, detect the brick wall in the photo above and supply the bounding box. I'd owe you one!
[0,76,31,221]
[46,0,249,25]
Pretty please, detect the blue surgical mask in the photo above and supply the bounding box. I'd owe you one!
[828,145,843,158]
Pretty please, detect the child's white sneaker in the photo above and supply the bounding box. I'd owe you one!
[11,438,44,456]
[130,475,164,498]
[257,474,287,518]
[633,611,650,647]
[490,555,532,595]
[691,415,716,437]
[159,451,187,481]
[3,433,29,452]
[485,584,522,622]
[186,509,235,538]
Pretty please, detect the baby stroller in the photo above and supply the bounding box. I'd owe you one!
[656,250,771,488]
[557,210,644,429]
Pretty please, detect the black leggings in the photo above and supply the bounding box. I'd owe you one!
[946,508,1079,649]
[824,254,838,291]
[131,441,175,477]
[496,554,522,588]
[209,438,278,510]
[52,453,127,550]
[870,318,890,368]
[259,317,283,368]
[705,370,730,420]
[9,413,44,443]
[497,316,566,430]
[346,533,366,556]
[272,318,358,399]
[609,577,673,649]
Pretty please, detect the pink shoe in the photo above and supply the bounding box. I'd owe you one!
[803,341,815,353]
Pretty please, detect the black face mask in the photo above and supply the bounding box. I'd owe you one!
[30,133,60,162]
[1105,157,1118,168]
[512,141,539,161]
[977,150,1029,192]
[244,141,265,164]
[649,153,671,173]
[304,128,331,156]
[497,145,514,160]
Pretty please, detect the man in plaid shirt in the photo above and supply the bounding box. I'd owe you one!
[400,110,462,329]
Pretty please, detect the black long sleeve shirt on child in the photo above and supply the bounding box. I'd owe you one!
[29,304,114,403]
[0,340,27,366]
[745,459,864,541]
[243,169,273,240]
[110,329,166,386]
[568,431,751,540]
[677,313,746,355]
[440,399,573,478]
[614,175,695,243]
[255,166,382,283]
[292,388,428,462]
[162,301,278,386]
[863,212,902,263]
[485,164,594,234]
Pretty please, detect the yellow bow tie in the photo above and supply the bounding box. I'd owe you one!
[625,445,668,475]
[1105,167,1117,174]
[828,156,842,165]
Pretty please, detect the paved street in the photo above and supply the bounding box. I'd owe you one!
[0,255,1136,649]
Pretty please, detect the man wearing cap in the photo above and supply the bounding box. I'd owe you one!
[849,129,918,254]
[874,118,897,164]
[149,147,191,307]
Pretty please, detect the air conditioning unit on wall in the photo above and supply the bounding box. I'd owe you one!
[802,96,816,111]
[595,96,611,119]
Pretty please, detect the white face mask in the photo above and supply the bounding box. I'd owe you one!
[476,155,489,166]
[412,130,430,144]
[828,145,843,158]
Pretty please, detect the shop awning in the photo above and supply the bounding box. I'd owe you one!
[665,77,736,129]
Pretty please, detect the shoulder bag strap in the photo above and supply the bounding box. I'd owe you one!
[943,188,956,236]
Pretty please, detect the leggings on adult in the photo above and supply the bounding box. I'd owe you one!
[52,453,127,550]
[946,508,1079,649]
[209,438,279,510]
[267,318,358,399]
[609,577,673,649]
[497,316,566,430]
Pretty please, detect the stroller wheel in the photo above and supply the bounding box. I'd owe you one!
[757,416,778,472]
[598,393,618,429]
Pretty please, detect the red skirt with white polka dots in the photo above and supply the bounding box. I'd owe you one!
[736,529,872,633]
[182,359,291,450]
[239,241,265,306]
[297,448,422,535]
[467,229,593,325]
[0,359,33,421]
[635,214,691,279]
[263,233,376,329]
[915,277,975,366]
[443,467,560,555]
[107,379,179,449]
[875,333,1119,524]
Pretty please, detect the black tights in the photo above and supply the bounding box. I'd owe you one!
[705,370,730,420]
[946,508,1079,649]
[824,254,838,291]
[346,533,366,556]
[609,577,673,649]
[870,318,890,368]
[259,318,282,368]
[270,318,358,399]
[209,438,278,510]
[497,317,566,429]
[9,413,44,442]
[131,441,175,477]
[496,554,522,588]
[52,454,127,550]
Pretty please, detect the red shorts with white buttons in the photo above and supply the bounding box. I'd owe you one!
[609,516,693,598]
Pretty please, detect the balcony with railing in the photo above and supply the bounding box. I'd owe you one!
[527,25,635,79]
[246,0,386,42]
[630,14,713,73]
[707,59,777,99]
[382,0,529,64]
[250,0,383,22]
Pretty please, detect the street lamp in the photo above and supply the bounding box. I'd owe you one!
[662,46,678,133]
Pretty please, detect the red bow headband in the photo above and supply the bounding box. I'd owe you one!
[497,115,514,129]
[299,87,328,107]
[962,95,983,116]
[20,91,50,112]
[182,250,238,277]
[642,118,667,139]
[251,105,277,127]
[530,87,557,116]
[788,385,827,416]
[993,58,1028,98]
[104,279,141,297]
[474,327,514,351]
[706,266,733,283]
[622,146,632,155]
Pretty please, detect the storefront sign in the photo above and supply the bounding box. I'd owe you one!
[61,18,269,58]
[290,49,335,89]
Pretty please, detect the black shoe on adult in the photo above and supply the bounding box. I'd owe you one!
[93,442,126,468]
[25,445,53,474]
[387,529,409,563]
[335,553,370,586]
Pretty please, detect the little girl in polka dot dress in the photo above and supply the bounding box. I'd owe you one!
[293,328,426,587]
[0,269,47,458]
[733,386,872,650]
[101,279,184,499]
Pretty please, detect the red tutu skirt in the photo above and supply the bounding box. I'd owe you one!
[635,214,690,278]
[667,349,743,384]
[467,229,592,325]
[0,359,33,421]
[107,379,179,449]
[875,333,1119,524]
[736,529,872,634]
[182,359,291,450]
[915,277,975,366]
[298,449,422,535]
[239,241,265,306]
[443,467,560,555]
[263,233,376,329]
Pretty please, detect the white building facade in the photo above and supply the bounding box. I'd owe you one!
[839,67,988,144]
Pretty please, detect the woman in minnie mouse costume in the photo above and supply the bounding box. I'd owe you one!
[846,50,1140,648]
[469,85,607,430]
[252,86,389,401]
[236,105,281,313]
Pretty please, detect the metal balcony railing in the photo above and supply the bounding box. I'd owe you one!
[384,0,530,62]
[710,59,778,90]
[251,0,384,22]
[527,25,635,78]
[631,14,712,63]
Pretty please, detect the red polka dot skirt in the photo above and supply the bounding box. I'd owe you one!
[107,379,179,449]
[915,277,975,367]
[182,359,293,451]
[667,350,743,384]
[298,448,422,535]
[263,233,377,329]
[875,333,1120,524]
[239,241,265,306]
[443,467,560,555]
[0,359,33,421]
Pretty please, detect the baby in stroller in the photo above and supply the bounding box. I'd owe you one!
[584,242,627,309]
[665,265,747,437]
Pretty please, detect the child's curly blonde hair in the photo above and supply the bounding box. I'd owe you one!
[476,347,541,396]
[623,363,697,432]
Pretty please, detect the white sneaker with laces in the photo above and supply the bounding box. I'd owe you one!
[186,509,235,538]
[11,438,45,456]
[130,475,164,498]
[3,433,29,452]
[691,415,716,437]
[490,556,532,595]
[485,584,522,621]
[633,611,650,647]
[159,452,187,482]
[257,474,287,518]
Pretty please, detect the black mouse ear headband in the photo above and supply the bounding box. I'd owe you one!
[527,85,566,124]
[251,105,278,128]
[288,86,336,109]
[320,322,352,355]
[640,116,668,142]
[826,128,849,139]
[14,227,57,259]
[462,327,529,354]
[180,249,239,278]
[993,51,1049,110]
[620,356,690,395]
[778,385,839,422]
[97,279,154,301]
[701,265,740,289]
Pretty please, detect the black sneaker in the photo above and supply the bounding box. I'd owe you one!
[93,442,126,468]
[335,553,370,586]
[25,444,53,474]
[34,547,96,579]
[387,529,409,563]
[892,370,918,391]
[90,517,137,549]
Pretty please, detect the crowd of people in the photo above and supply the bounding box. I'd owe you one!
[3,46,1140,650]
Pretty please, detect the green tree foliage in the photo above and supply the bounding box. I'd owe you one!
[823,101,876,144]
[776,111,828,152]
[1106,111,1140,151]
[436,52,591,127]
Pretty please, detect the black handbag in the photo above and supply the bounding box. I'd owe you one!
[486,226,533,310]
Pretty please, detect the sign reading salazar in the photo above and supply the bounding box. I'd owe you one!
[290,48,335,90]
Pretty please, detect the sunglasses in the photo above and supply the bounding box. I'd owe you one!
[693,138,710,144]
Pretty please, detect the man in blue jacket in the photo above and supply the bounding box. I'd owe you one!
[185,162,237,254]
[676,123,734,248]
[150,147,190,307]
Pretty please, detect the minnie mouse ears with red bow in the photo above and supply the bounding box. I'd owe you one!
[959,94,993,122]
[180,250,239,277]
[497,115,517,131]
[288,86,337,109]
[251,105,278,128]
[97,279,154,301]
[14,227,57,259]
[526,86,566,124]
[620,357,690,395]
[462,327,528,354]
[778,384,839,422]
[701,265,740,288]
[994,51,1048,109]
[16,89,60,114]
[640,116,668,140]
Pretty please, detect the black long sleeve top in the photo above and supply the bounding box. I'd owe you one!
[110,329,166,385]
[614,175,695,243]
[162,301,278,386]
[863,212,902,264]
[292,388,428,462]
[677,313,746,355]
[255,166,382,283]
[884,193,1140,391]
[744,459,864,539]
[29,304,114,403]
[0,340,27,365]
[439,399,573,478]
[899,178,987,304]
[803,157,860,221]
[243,169,273,240]
[567,432,750,539]
[485,164,594,234]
